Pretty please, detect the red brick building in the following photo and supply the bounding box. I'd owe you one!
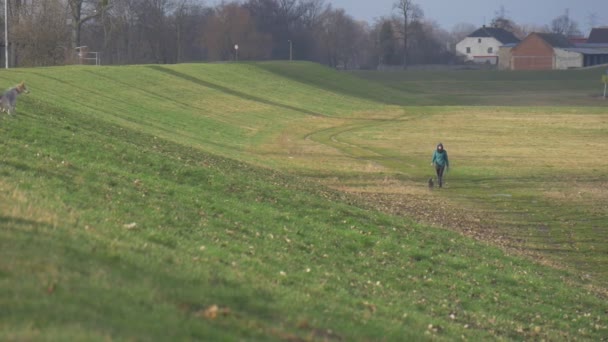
[588,27,608,44]
[508,31,608,70]
[510,33,572,70]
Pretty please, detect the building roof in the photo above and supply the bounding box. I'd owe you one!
[536,33,572,48]
[569,37,588,44]
[574,43,608,48]
[467,26,521,44]
[588,28,608,44]
[563,47,608,55]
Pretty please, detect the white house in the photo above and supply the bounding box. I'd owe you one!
[456,26,520,65]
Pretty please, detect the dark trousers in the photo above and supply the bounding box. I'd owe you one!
[435,164,445,188]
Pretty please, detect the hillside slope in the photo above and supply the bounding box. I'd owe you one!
[351,67,607,106]
[0,62,606,340]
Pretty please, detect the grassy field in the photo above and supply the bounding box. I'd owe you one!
[350,67,608,106]
[1,62,607,340]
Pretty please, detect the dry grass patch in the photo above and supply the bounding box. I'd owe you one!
[0,181,64,229]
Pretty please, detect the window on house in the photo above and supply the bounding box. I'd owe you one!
[487,47,493,54]
[466,47,471,54]
[478,38,482,43]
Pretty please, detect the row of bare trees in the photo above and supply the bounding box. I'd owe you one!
[3,0,459,68]
[489,6,584,40]
[2,0,589,68]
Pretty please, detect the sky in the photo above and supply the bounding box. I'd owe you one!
[327,0,608,33]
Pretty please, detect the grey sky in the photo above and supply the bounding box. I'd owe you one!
[328,0,608,33]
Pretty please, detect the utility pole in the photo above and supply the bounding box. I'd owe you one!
[4,0,8,69]
[603,69,608,99]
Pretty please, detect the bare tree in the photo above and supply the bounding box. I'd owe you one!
[68,0,111,50]
[290,0,328,61]
[586,12,599,35]
[173,0,190,63]
[393,0,422,69]
[95,0,136,64]
[375,19,397,66]
[517,23,549,38]
[300,0,326,28]
[11,0,70,66]
[450,22,476,45]
[171,0,210,63]
[85,0,210,65]
[408,19,453,65]
[490,5,517,32]
[314,8,364,68]
[202,2,272,61]
[244,0,315,59]
[550,9,582,38]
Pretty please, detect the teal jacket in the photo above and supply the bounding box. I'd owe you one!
[432,149,449,168]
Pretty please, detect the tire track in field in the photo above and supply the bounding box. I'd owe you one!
[304,112,424,167]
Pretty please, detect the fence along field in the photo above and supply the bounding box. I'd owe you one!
[0,62,606,340]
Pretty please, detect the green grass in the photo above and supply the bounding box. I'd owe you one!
[350,68,608,106]
[0,62,607,340]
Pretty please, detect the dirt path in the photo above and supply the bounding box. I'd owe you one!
[339,186,516,248]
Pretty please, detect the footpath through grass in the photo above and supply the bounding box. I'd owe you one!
[0,62,607,340]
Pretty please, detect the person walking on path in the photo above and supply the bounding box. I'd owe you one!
[431,143,449,188]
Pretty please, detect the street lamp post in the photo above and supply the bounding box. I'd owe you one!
[234,44,239,62]
[288,40,292,61]
[4,0,8,69]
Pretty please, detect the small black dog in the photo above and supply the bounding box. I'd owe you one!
[428,177,434,189]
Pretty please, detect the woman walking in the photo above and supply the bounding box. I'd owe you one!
[431,143,449,188]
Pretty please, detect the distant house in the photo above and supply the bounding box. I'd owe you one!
[587,27,608,44]
[510,33,573,70]
[564,44,608,68]
[455,26,520,65]
[510,32,608,70]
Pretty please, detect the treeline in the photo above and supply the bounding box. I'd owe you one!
[4,0,463,68]
[4,1,587,68]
